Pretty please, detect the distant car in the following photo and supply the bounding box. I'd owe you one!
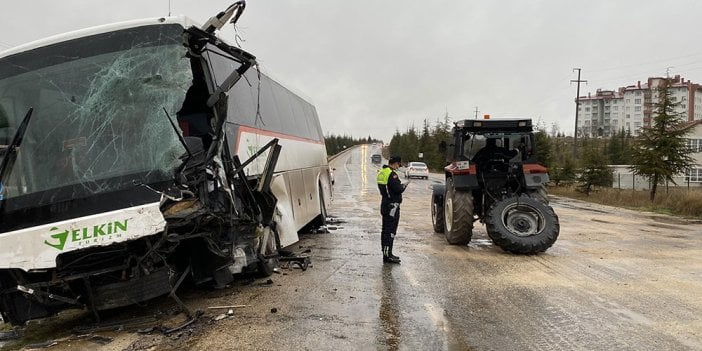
[371,154,382,164]
[405,161,429,179]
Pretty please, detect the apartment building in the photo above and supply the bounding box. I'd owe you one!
[577,75,702,138]
[610,120,702,188]
[684,120,702,185]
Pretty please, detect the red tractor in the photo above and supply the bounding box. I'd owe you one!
[432,118,559,254]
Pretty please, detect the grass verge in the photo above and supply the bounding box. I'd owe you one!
[549,185,702,219]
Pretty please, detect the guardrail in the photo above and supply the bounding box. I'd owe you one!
[327,144,361,163]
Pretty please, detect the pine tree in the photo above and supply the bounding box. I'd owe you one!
[418,119,435,165]
[534,129,552,167]
[432,118,453,169]
[577,145,613,195]
[606,129,631,165]
[551,154,577,186]
[629,80,695,201]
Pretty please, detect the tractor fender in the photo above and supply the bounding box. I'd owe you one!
[451,174,480,191]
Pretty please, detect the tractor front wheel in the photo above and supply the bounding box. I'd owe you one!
[443,178,473,245]
[431,185,445,233]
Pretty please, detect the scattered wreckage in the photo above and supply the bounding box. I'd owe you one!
[0,2,331,325]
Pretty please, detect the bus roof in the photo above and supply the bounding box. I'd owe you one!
[0,16,199,59]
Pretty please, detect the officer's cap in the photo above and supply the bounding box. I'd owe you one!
[388,156,401,164]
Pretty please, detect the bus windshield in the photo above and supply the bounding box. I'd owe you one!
[0,24,191,200]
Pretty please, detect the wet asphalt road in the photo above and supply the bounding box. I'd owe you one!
[5,144,702,350]
[223,143,701,351]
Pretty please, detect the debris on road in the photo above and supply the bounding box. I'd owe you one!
[279,255,311,271]
[207,305,249,310]
[73,314,159,334]
[325,217,347,225]
[25,340,58,349]
[213,314,227,322]
[0,329,20,341]
[137,327,156,334]
[162,309,203,335]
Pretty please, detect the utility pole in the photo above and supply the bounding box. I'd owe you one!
[474,106,479,119]
[571,68,587,156]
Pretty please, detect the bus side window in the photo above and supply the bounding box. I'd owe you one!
[0,104,9,145]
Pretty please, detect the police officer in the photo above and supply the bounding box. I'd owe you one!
[376,156,406,264]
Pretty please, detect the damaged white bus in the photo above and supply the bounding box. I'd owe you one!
[0,2,331,324]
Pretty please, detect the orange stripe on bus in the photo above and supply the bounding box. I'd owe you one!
[234,125,324,154]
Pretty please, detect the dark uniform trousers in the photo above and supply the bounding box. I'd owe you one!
[380,202,400,248]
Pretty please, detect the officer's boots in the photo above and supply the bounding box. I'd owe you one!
[388,241,401,262]
[383,246,400,264]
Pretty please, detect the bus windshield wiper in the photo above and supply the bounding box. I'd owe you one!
[0,107,35,195]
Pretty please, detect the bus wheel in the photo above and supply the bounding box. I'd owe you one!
[312,184,327,227]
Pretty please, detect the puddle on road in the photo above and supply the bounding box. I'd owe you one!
[649,215,702,225]
[647,222,690,231]
[326,217,347,225]
[467,239,493,250]
[424,303,449,333]
[378,266,400,351]
[557,202,609,214]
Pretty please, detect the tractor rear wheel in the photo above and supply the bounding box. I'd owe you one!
[443,178,473,245]
[485,195,559,254]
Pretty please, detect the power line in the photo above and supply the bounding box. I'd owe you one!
[583,56,702,89]
[585,65,702,90]
[588,51,702,74]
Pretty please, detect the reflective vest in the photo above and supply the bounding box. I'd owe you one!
[377,167,392,185]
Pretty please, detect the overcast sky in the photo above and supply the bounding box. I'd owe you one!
[2,1,702,142]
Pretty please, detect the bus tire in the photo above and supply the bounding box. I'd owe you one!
[312,184,327,227]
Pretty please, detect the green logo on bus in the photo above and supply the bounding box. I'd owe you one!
[44,219,129,251]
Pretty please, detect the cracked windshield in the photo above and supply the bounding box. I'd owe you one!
[0,24,190,199]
